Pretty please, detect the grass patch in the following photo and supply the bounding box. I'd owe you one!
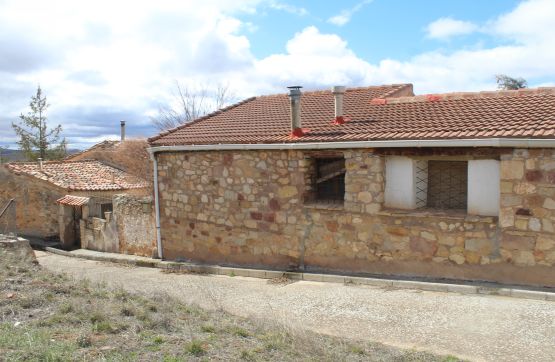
[201,324,216,333]
[0,251,463,361]
[185,339,205,356]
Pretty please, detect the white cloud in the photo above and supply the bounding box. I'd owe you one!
[426,17,479,39]
[0,0,261,148]
[328,0,373,26]
[267,1,307,16]
[491,0,555,44]
[255,27,373,88]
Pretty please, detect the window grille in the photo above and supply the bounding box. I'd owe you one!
[415,160,428,208]
[427,161,467,210]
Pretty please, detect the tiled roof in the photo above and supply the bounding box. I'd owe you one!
[148,84,413,145]
[56,195,90,206]
[6,160,148,191]
[148,85,555,146]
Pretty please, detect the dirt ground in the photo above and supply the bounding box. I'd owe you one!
[37,251,555,362]
[1,251,453,361]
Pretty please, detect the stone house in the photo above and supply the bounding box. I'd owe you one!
[0,159,149,250]
[147,84,555,287]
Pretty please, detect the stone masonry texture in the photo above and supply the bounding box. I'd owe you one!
[156,148,555,287]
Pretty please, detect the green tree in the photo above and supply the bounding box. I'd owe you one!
[495,74,528,90]
[12,86,67,161]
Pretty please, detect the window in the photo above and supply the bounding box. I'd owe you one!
[100,202,113,216]
[385,156,500,216]
[426,161,468,210]
[310,157,346,203]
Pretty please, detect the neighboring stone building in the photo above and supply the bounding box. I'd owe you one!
[148,84,555,287]
[0,159,148,248]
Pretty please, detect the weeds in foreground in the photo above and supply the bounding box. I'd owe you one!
[0,254,463,361]
[185,339,205,356]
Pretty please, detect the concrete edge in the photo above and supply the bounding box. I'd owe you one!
[43,247,555,302]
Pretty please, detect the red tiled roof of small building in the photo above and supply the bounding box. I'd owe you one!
[56,195,90,206]
[148,85,555,146]
[6,160,148,191]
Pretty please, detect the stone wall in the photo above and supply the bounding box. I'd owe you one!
[499,149,555,267]
[80,214,119,253]
[80,194,156,257]
[0,167,61,238]
[113,194,157,257]
[156,148,555,287]
[0,234,36,264]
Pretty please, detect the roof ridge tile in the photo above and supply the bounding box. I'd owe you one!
[383,87,555,105]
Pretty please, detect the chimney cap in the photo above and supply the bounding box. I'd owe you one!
[332,86,346,94]
[120,120,126,125]
[287,86,302,98]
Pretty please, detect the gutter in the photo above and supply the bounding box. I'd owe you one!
[147,138,555,153]
[150,153,163,259]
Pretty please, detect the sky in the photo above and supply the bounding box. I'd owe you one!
[1,0,554,150]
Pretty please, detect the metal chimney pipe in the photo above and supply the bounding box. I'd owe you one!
[287,86,302,136]
[120,120,126,141]
[332,86,346,123]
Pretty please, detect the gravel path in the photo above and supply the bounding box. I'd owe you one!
[37,251,555,362]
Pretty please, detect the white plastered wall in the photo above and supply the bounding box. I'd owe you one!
[385,156,417,209]
[467,159,500,216]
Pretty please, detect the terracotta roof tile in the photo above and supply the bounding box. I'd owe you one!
[56,195,90,206]
[148,85,555,146]
[6,160,148,191]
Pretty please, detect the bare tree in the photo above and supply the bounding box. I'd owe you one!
[496,74,528,90]
[151,82,235,131]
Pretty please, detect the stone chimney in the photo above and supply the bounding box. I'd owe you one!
[120,120,126,141]
[287,86,304,137]
[38,158,43,171]
[332,86,346,124]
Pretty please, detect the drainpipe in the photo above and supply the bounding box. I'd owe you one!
[151,152,163,259]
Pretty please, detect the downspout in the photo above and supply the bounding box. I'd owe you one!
[151,151,163,259]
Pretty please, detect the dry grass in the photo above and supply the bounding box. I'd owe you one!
[0,253,462,361]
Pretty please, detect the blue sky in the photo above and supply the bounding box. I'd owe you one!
[0,0,553,150]
[247,1,520,62]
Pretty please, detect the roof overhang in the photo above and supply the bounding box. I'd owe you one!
[148,138,555,155]
[56,195,90,206]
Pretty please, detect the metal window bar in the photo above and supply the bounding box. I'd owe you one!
[315,158,346,202]
[427,161,468,210]
[0,198,17,236]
